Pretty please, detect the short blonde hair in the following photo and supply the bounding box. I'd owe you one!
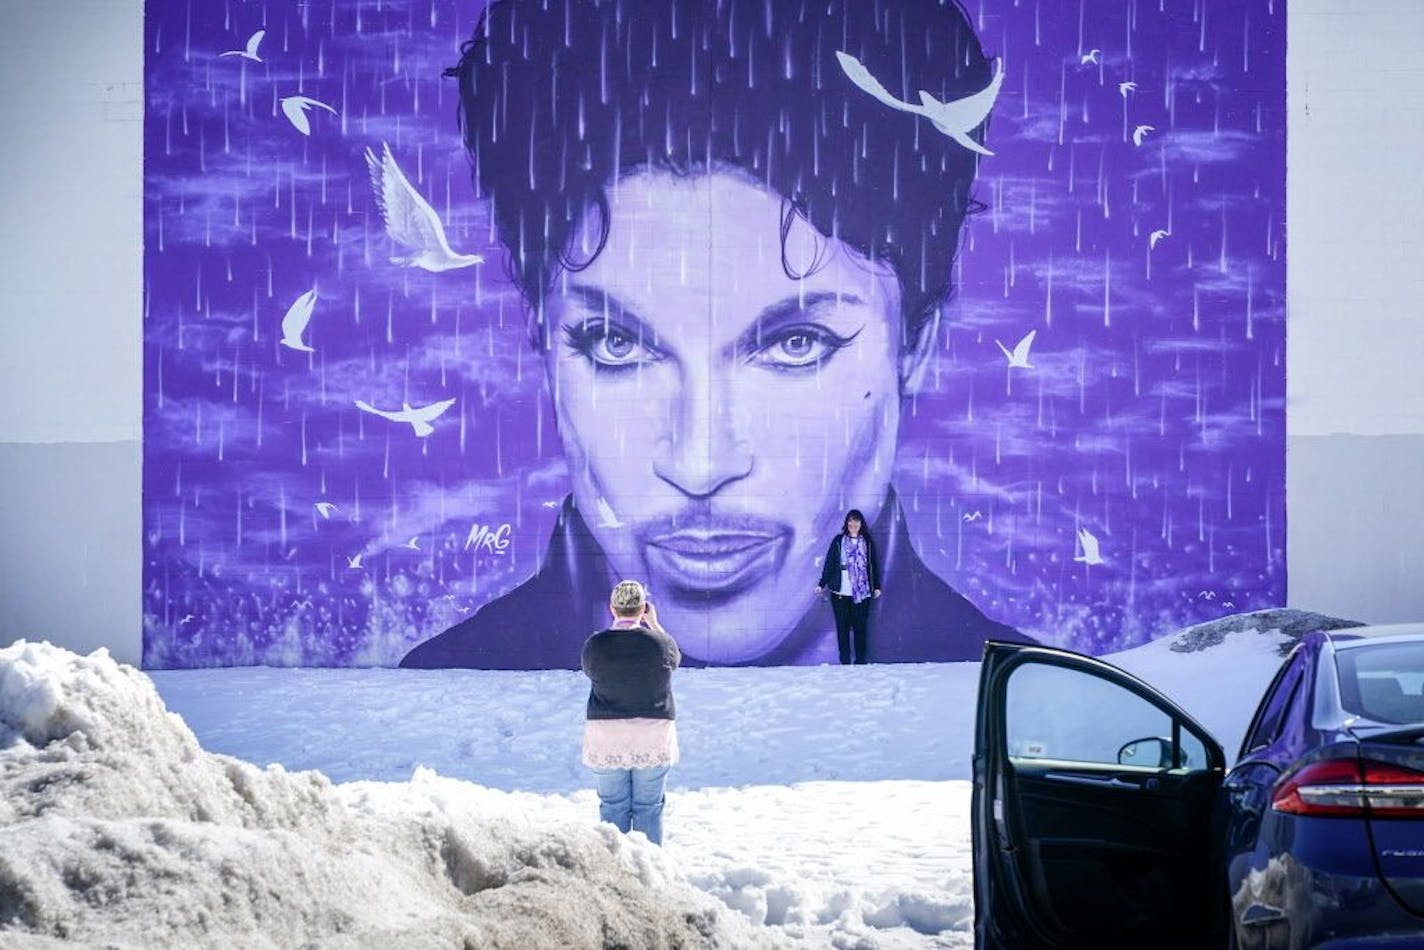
[609,579,647,617]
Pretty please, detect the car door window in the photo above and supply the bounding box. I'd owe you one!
[1241,657,1304,755]
[1005,661,1208,770]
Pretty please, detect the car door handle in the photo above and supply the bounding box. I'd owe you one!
[1043,772,1148,790]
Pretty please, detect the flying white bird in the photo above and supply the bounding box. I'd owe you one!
[1080,49,1101,65]
[354,398,457,437]
[962,511,983,523]
[364,143,484,272]
[315,502,339,519]
[279,95,338,136]
[220,29,265,62]
[596,497,624,528]
[402,537,421,550]
[994,329,1037,369]
[834,51,1004,156]
[346,553,363,569]
[1074,528,1106,566]
[1132,124,1155,146]
[279,289,318,352]
[541,500,560,509]
[179,614,195,625]
[1118,81,1137,98]
[1149,229,1171,250]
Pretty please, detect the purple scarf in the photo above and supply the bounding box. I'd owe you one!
[843,535,871,603]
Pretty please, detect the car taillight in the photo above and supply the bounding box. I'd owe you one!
[1272,759,1424,818]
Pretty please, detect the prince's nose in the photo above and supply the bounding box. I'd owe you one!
[652,372,753,498]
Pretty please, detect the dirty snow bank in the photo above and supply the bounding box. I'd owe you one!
[0,640,772,949]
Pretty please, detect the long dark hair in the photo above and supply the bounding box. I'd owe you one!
[450,0,992,353]
[842,509,874,548]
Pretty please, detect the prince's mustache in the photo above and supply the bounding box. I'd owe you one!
[618,508,795,601]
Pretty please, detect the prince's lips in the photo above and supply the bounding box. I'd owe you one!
[643,528,789,594]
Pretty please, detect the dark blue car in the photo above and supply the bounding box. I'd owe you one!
[971,624,1424,948]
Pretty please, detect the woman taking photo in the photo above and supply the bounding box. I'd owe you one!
[580,580,681,845]
[815,511,882,665]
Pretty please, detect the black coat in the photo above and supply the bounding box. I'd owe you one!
[581,626,681,720]
[818,532,882,594]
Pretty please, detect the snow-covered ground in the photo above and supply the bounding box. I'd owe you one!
[1,616,1308,948]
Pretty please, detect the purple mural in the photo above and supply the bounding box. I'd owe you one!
[143,0,1286,669]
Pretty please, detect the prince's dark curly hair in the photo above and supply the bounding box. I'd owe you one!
[448,0,994,353]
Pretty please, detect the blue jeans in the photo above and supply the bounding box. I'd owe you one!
[593,765,669,846]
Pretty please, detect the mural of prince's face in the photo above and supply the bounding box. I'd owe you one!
[548,171,912,664]
[141,0,1286,670]
[401,0,1036,668]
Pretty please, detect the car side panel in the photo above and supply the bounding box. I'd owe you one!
[1368,819,1424,918]
[1229,814,1424,948]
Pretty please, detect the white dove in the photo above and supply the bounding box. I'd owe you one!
[834,51,1003,156]
[279,289,318,352]
[994,329,1037,369]
[1074,527,1106,566]
[354,398,457,437]
[595,497,624,528]
[963,511,983,523]
[346,553,363,568]
[1149,229,1170,250]
[220,29,265,62]
[280,95,338,136]
[1080,49,1101,65]
[1132,124,1155,146]
[315,502,339,519]
[1118,81,1137,98]
[402,537,421,550]
[364,144,483,272]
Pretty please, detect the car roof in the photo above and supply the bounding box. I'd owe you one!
[1327,622,1424,650]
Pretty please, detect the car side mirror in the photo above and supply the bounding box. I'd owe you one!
[1117,736,1174,768]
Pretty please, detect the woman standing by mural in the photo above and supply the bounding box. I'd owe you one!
[816,510,883,665]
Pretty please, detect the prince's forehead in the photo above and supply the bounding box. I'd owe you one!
[553,171,898,330]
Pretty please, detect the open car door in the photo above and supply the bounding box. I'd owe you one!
[972,642,1226,948]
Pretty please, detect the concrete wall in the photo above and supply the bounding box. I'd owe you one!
[0,0,142,663]
[1286,0,1424,623]
[2,0,1421,666]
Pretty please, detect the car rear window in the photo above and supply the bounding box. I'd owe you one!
[1336,643,1424,724]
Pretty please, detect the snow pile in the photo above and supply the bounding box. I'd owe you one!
[1164,608,1363,656]
[0,641,773,949]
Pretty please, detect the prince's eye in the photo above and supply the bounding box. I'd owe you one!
[749,324,860,370]
[562,321,661,371]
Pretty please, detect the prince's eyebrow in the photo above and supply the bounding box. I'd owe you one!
[562,285,657,342]
[561,285,863,353]
[733,291,865,354]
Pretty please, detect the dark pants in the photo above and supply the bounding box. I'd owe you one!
[830,593,871,664]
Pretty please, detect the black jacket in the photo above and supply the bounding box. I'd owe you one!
[818,532,882,594]
[581,626,681,720]
[400,488,1036,669]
